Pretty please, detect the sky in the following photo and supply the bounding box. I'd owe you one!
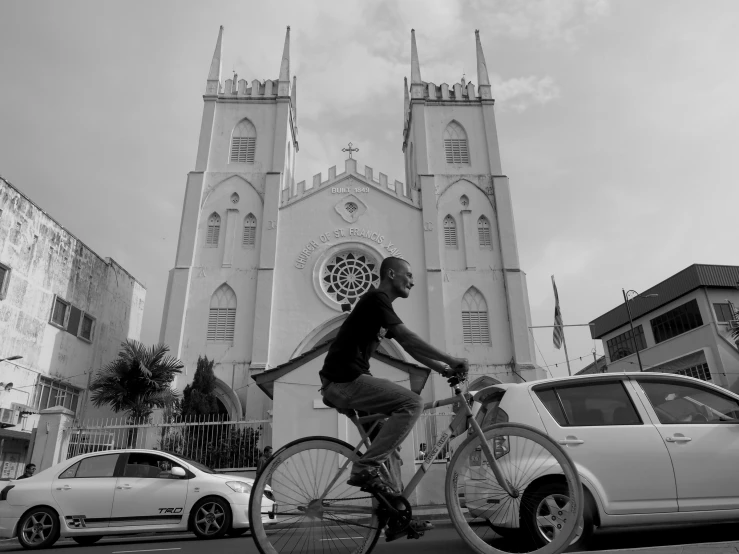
[1,0,738,378]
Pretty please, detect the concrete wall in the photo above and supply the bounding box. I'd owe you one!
[0,178,145,469]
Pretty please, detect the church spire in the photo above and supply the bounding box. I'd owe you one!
[475,29,493,100]
[410,29,425,99]
[410,29,422,84]
[278,26,291,96]
[205,25,224,95]
[403,77,410,130]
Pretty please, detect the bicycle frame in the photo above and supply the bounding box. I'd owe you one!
[320,384,516,515]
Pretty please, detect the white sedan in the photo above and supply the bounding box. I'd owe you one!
[0,448,275,549]
[457,372,739,548]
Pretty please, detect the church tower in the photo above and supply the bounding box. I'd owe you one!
[159,26,297,419]
[404,30,544,397]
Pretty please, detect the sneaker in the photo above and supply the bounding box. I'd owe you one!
[347,468,398,495]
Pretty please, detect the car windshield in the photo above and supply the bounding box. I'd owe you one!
[166,453,215,474]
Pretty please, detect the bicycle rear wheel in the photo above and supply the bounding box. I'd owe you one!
[249,437,382,554]
[446,423,583,554]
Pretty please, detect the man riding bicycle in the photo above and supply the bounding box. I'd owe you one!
[319,256,469,498]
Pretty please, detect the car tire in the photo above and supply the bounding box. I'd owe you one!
[226,527,248,537]
[190,497,232,540]
[73,536,103,546]
[521,480,594,550]
[17,507,60,550]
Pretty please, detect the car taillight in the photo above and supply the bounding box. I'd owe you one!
[494,436,509,459]
[263,490,275,501]
[0,485,14,501]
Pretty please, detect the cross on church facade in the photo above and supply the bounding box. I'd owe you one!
[342,142,359,159]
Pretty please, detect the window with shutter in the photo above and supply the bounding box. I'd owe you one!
[443,121,470,165]
[243,214,257,247]
[443,215,457,248]
[0,263,8,299]
[207,284,237,343]
[230,119,257,163]
[478,216,492,247]
[79,314,95,341]
[462,288,490,345]
[50,296,70,328]
[206,213,221,247]
[66,306,82,336]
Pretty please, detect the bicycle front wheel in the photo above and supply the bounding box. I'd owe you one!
[249,437,382,554]
[446,423,583,554]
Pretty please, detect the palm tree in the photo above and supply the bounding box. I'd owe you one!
[89,340,183,425]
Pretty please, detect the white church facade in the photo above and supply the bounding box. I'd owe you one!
[159,26,545,460]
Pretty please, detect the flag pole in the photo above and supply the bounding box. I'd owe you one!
[561,325,572,376]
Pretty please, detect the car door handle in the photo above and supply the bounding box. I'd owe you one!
[665,436,692,443]
[558,439,585,445]
[56,485,72,491]
[116,484,132,489]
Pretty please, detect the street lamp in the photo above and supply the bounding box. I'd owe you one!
[622,290,658,372]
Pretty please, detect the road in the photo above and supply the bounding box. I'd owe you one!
[2,522,739,554]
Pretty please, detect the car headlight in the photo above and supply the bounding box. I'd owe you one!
[225,481,252,494]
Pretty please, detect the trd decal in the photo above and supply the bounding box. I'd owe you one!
[157,507,184,514]
[65,516,87,528]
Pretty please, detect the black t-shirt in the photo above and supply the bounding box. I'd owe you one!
[320,288,403,383]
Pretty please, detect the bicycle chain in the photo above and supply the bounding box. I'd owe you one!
[324,496,374,502]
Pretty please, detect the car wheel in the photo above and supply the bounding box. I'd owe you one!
[191,497,232,539]
[17,507,60,550]
[226,527,248,537]
[521,481,593,549]
[73,536,103,546]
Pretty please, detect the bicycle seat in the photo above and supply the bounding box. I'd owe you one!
[322,397,357,418]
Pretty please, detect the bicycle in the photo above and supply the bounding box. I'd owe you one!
[248,377,583,554]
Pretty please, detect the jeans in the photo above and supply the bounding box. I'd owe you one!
[321,374,424,492]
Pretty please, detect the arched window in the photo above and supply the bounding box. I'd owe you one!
[206,212,221,247]
[243,213,257,247]
[230,119,257,163]
[462,288,490,345]
[443,215,457,248]
[207,284,236,343]
[478,216,492,247]
[443,121,469,165]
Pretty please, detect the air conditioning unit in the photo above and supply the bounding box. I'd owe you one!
[0,407,15,427]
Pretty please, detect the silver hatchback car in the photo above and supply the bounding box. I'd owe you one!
[459,372,739,547]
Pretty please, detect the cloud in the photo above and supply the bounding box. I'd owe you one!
[494,75,560,112]
[469,0,611,44]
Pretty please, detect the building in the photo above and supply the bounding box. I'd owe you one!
[159,26,545,463]
[590,264,739,391]
[0,177,146,479]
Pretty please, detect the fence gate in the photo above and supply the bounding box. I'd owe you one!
[67,416,271,471]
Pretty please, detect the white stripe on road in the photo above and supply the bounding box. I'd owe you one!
[113,548,182,554]
[319,537,363,541]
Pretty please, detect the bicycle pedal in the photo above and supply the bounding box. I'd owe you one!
[384,528,409,542]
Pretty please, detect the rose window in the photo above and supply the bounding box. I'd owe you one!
[322,250,380,306]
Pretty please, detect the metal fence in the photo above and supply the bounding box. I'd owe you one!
[411,412,455,462]
[67,415,270,470]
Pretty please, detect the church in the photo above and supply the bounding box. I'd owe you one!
[159,26,545,463]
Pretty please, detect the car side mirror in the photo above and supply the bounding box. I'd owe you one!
[171,467,186,478]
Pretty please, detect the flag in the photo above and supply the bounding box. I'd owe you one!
[552,275,564,349]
